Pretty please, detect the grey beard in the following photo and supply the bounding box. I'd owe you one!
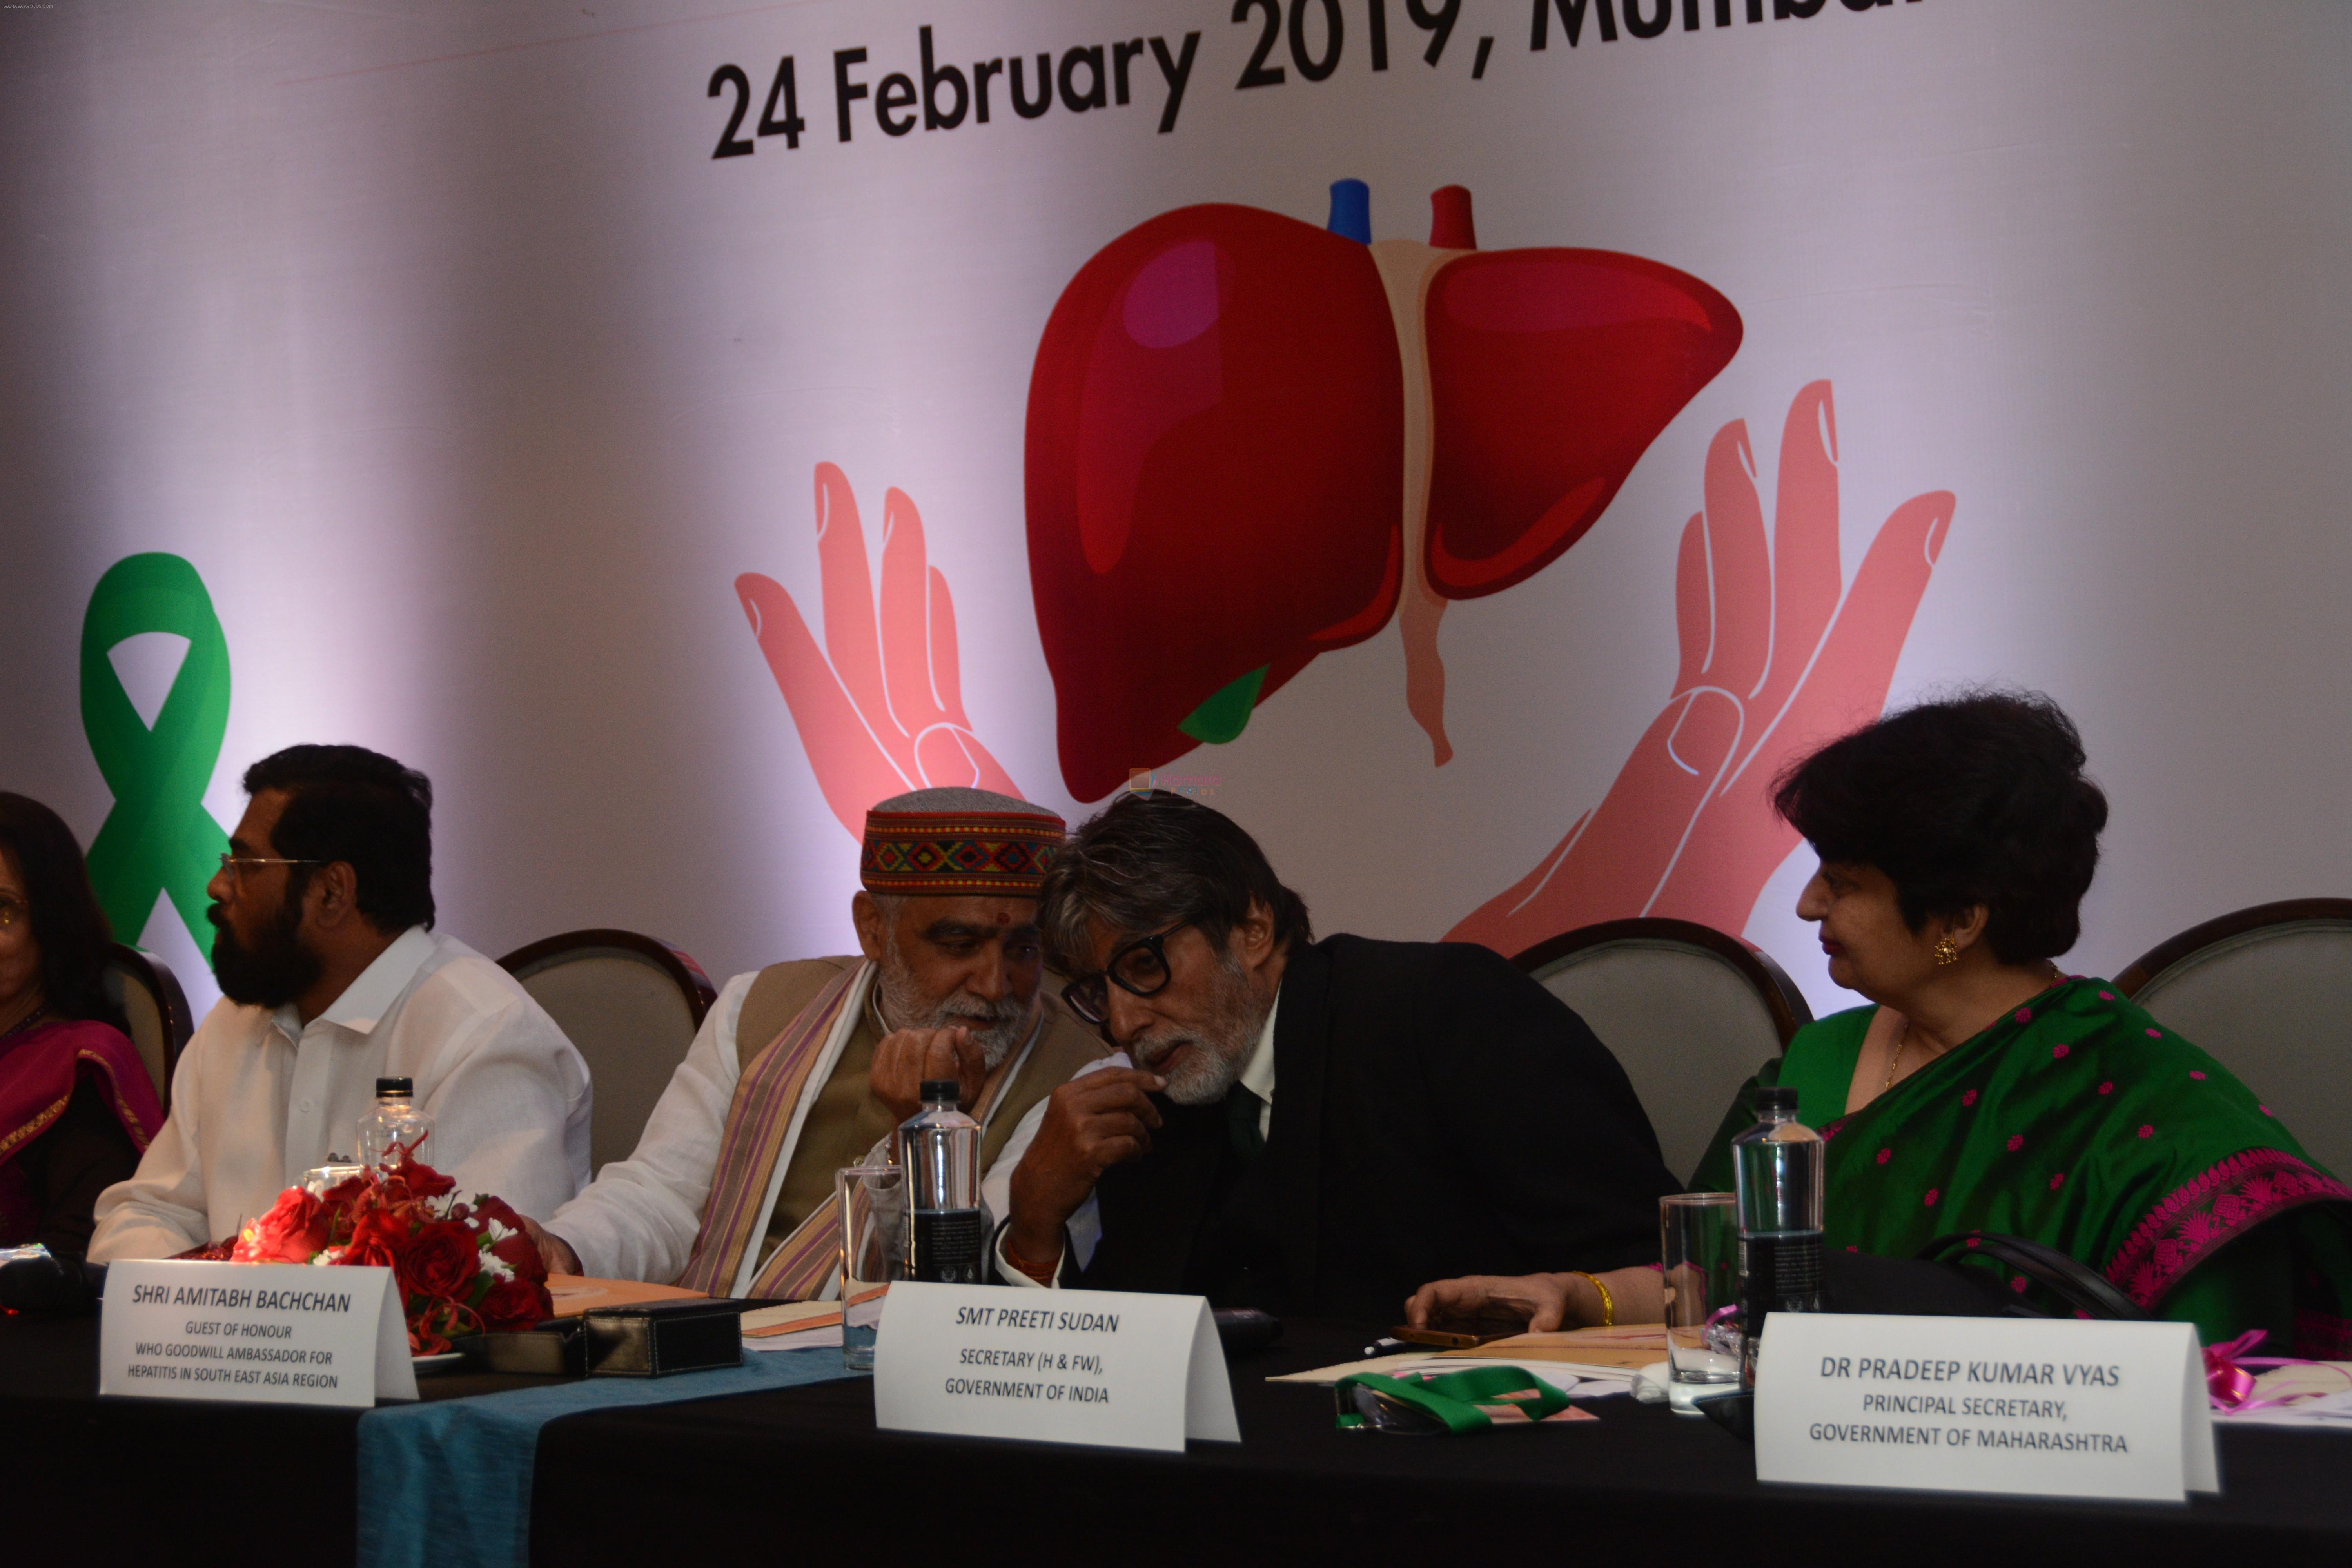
[873,954,1034,1069]
[1133,953,1270,1106]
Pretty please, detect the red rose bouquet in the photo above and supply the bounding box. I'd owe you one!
[229,1151,553,1354]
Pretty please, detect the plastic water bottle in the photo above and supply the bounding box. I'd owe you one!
[899,1079,982,1284]
[358,1077,435,1172]
[1731,1084,1823,1384]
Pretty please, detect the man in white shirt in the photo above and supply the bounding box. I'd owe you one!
[88,745,590,1261]
[530,788,1105,1298]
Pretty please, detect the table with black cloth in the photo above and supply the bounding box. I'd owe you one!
[6,1313,2352,1566]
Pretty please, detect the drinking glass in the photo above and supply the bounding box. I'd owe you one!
[837,1164,908,1372]
[303,1163,365,1197]
[1661,1192,1741,1391]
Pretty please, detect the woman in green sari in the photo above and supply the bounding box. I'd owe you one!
[1409,693,2352,1352]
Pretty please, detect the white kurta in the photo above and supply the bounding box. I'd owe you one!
[87,926,592,1261]
[547,967,1053,1291]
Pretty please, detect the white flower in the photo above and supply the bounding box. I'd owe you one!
[484,1254,515,1282]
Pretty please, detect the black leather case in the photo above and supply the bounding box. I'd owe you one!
[456,1319,586,1376]
[582,1299,747,1377]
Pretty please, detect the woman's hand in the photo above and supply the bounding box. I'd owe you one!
[1406,1266,1667,1331]
[1405,1272,1586,1332]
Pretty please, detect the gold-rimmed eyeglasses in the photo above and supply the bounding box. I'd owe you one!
[216,853,322,891]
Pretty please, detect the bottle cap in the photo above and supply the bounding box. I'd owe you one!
[376,1076,414,1097]
[1754,1085,1798,1115]
[919,1079,960,1103]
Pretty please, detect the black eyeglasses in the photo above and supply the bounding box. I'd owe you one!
[1063,923,1191,1026]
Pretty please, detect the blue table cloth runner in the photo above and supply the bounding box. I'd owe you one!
[357,1349,862,1568]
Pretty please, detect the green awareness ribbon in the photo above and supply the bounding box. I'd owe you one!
[79,553,233,961]
[1334,1365,1572,1434]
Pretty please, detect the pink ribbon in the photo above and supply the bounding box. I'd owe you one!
[2199,1330,2344,1412]
[2204,1330,2268,1410]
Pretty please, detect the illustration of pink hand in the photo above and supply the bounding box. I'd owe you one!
[737,464,1024,838]
[1448,382,1954,954]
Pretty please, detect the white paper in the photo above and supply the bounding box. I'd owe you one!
[746,1325,846,1351]
[2217,1390,2352,1428]
[872,1281,1239,1452]
[1755,1313,2217,1503]
[101,1260,414,1409]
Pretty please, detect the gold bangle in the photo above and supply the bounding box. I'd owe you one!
[1570,1270,1615,1328]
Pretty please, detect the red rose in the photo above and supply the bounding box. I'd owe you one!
[232,1189,331,1264]
[320,1173,368,1209]
[341,1210,404,1271]
[384,1150,457,1200]
[397,1219,480,1302]
[478,1276,551,1332]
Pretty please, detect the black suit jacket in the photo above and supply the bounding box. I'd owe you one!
[1057,934,1678,1320]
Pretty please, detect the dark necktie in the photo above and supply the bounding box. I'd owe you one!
[1225,1084,1267,1167]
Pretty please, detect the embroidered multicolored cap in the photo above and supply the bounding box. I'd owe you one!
[859,786,1064,897]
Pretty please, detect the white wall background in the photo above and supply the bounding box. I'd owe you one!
[2,0,2347,1027]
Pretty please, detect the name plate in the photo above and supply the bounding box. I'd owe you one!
[1755,1313,2218,1502]
[100,1260,418,1409]
[873,1282,1240,1452]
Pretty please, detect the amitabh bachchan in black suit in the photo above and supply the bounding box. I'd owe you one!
[988,790,1678,1321]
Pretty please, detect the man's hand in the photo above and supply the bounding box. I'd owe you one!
[520,1214,581,1278]
[870,1025,988,1124]
[1002,1068,1166,1282]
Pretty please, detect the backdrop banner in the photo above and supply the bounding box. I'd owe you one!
[2,0,2347,1042]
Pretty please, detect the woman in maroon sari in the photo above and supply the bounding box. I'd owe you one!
[0,794,165,1258]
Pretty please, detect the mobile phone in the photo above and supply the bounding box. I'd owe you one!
[1388,1315,1528,1348]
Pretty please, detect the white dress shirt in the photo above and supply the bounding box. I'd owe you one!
[545,968,1048,1289]
[991,996,1279,1288]
[88,927,592,1261]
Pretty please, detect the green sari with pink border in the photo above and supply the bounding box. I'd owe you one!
[1693,977,2352,1353]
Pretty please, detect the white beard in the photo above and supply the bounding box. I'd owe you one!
[1130,953,1270,1106]
[873,950,1035,1069]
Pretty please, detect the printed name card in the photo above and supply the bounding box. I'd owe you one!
[1755,1313,2218,1503]
[100,1260,417,1409]
[873,1282,1240,1452]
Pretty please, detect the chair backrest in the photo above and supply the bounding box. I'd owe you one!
[101,944,194,1110]
[499,929,719,1175]
[1517,918,1812,1186]
[2117,898,2352,1180]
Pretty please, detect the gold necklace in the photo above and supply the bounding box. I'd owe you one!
[1887,966,2067,1093]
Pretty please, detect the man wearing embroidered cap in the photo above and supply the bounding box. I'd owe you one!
[532,787,1105,1297]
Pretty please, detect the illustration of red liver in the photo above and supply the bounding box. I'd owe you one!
[1025,205,1405,803]
[1422,246,1742,597]
[1025,183,1741,800]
